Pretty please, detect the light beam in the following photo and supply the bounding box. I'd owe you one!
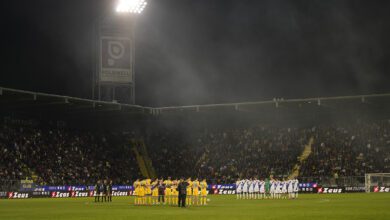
[116,0,148,14]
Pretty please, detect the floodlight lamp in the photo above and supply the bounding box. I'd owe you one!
[116,0,148,14]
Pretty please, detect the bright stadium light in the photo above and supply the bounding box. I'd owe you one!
[116,0,148,14]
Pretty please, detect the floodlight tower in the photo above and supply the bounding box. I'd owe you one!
[115,0,147,104]
[92,0,147,104]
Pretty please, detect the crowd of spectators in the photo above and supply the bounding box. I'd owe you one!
[145,126,309,183]
[0,120,140,186]
[300,120,390,178]
[1,116,390,186]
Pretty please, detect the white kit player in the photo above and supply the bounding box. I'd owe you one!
[236,179,243,199]
[281,179,287,199]
[248,179,255,199]
[259,180,265,199]
[253,179,260,199]
[287,179,293,199]
[276,180,282,199]
[270,179,276,199]
[293,179,299,199]
[243,179,249,199]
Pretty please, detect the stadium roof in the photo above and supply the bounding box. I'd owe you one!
[1,86,390,117]
[0,87,153,118]
[156,93,390,115]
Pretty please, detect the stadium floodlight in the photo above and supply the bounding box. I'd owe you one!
[116,0,148,14]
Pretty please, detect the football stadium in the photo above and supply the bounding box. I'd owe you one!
[1,0,390,220]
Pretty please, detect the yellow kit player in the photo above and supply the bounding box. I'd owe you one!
[139,180,146,205]
[151,179,159,205]
[192,178,200,205]
[200,179,208,205]
[133,179,141,205]
[171,179,179,205]
[186,178,193,206]
[163,177,172,205]
[145,178,152,205]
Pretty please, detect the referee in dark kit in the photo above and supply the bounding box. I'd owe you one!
[177,178,189,208]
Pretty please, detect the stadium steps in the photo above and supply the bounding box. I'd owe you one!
[132,147,150,178]
[289,137,314,179]
[139,141,157,179]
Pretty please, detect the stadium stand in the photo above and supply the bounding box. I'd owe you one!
[0,120,141,186]
[1,86,390,188]
[300,120,390,179]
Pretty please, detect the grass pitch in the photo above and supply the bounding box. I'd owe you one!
[1,194,389,220]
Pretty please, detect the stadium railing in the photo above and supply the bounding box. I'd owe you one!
[299,176,365,187]
[0,180,20,192]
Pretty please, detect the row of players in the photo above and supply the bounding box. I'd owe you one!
[133,177,208,206]
[94,179,113,202]
[236,178,299,199]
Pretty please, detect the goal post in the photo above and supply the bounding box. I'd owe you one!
[365,173,390,193]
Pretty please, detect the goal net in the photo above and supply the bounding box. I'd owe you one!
[365,173,390,193]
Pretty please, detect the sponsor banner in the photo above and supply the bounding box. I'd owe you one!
[299,187,315,193]
[113,185,133,191]
[88,190,132,197]
[112,191,132,196]
[46,186,68,191]
[298,183,318,193]
[89,185,133,191]
[100,36,133,83]
[210,184,236,195]
[373,186,390,193]
[68,186,87,191]
[1,190,133,199]
[317,187,344,194]
[0,191,8,198]
[51,191,71,198]
[33,187,47,192]
[345,186,366,193]
[31,191,51,198]
[28,185,132,192]
[299,183,318,188]
[71,191,89,197]
[7,192,30,199]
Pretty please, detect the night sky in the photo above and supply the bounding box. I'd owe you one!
[1,0,389,107]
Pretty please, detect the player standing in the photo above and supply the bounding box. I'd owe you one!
[186,178,193,206]
[151,179,159,205]
[107,180,113,202]
[248,178,254,199]
[171,179,179,205]
[158,179,165,204]
[265,178,271,199]
[200,179,208,205]
[102,179,108,202]
[276,179,281,199]
[270,179,275,199]
[192,178,200,205]
[282,179,287,199]
[287,179,293,199]
[243,179,249,199]
[140,180,146,205]
[293,178,299,199]
[145,178,152,205]
[259,179,265,199]
[163,177,172,205]
[99,180,106,202]
[254,178,260,199]
[94,180,101,202]
[133,179,141,205]
[236,179,242,199]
